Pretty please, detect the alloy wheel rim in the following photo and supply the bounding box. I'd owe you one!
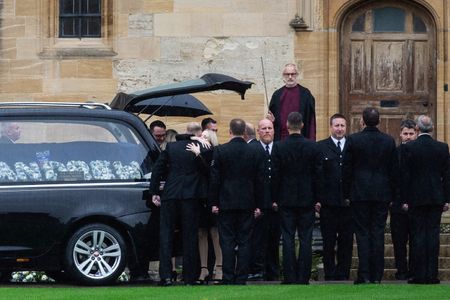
[72,230,122,279]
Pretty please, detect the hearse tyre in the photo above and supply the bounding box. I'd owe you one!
[64,224,127,285]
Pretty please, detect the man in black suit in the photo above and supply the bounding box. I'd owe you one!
[316,113,353,280]
[272,112,319,284]
[390,119,417,280]
[248,118,280,281]
[343,107,397,284]
[400,115,450,284]
[209,118,263,285]
[150,122,207,286]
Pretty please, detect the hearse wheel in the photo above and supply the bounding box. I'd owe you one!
[65,224,127,285]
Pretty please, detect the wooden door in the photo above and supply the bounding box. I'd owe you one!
[340,1,436,142]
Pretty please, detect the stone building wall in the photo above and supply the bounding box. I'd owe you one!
[0,0,449,143]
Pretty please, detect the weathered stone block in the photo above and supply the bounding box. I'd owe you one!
[116,37,160,59]
[154,13,191,37]
[263,13,290,36]
[16,38,38,59]
[128,13,153,37]
[15,0,38,16]
[0,38,17,59]
[143,0,174,13]
[10,59,44,77]
[223,13,263,36]
[0,79,42,93]
[0,17,26,37]
[190,13,224,36]
[174,0,232,13]
[78,60,112,78]
[59,61,78,78]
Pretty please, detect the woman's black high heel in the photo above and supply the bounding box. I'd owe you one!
[197,267,210,285]
[171,270,178,282]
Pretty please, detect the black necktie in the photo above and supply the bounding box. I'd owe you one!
[337,141,342,153]
[265,144,270,156]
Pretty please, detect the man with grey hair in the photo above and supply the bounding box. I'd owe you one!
[186,122,202,137]
[0,122,21,143]
[267,63,316,141]
[401,115,450,284]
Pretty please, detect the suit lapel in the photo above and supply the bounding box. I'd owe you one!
[326,137,340,154]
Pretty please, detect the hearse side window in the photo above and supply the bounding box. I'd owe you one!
[0,120,150,183]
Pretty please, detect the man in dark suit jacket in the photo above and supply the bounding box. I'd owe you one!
[271,112,319,284]
[248,118,280,281]
[343,107,398,284]
[150,122,207,286]
[390,119,417,280]
[209,118,263,285]
[400,115,450,284]
[316,113,353,280]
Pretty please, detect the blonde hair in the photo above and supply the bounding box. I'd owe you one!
[202,129,219,146]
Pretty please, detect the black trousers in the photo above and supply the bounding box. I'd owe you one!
[390,211,411,278]
[250,209,281,280]
[280,206,315,284]
[159,198,199,284]
[320,206,353,280]
[218,209,254,284]
[409,205,442,282]
[351,201,389,282]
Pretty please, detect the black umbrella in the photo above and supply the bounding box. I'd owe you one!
[110,73,253,111]
[128,94,212,118]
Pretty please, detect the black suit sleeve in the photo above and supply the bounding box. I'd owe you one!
[443,145,450,202]
[270,143,281,204]
[342,137,353,201]
[208,147,221,207]
[149,146,170,196]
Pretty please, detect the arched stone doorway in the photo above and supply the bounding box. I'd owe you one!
[339,0,436,141]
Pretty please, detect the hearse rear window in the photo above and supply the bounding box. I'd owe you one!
[0,119,150,183]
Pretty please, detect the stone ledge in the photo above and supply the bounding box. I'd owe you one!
[38,48,117,59]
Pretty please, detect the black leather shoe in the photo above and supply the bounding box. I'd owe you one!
[407,278,426,284]
[354,278,370,284]
[428,278,440,284]
[247,273,264,281]
[395,273,409,280]
[159,278,173,286]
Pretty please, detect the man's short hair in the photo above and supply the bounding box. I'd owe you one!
[201,117,217,130]
[329,113,347,125]
[400,119,416,130]
[362,107,380,127]
[416,115,434,133]
[229,118,246,136]
[245,123,256,138]
[287,112,303,131]
[186,122,202,135]
[149,120,166,132]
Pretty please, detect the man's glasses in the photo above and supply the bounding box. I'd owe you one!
[283,73,298,77]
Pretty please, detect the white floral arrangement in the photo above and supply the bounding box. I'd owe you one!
[90,160,115,180]
[113,161,143,179]
[6,271,130,283]
[10,271,54,283]
[0,162,17,182]
[0,160,143,182]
